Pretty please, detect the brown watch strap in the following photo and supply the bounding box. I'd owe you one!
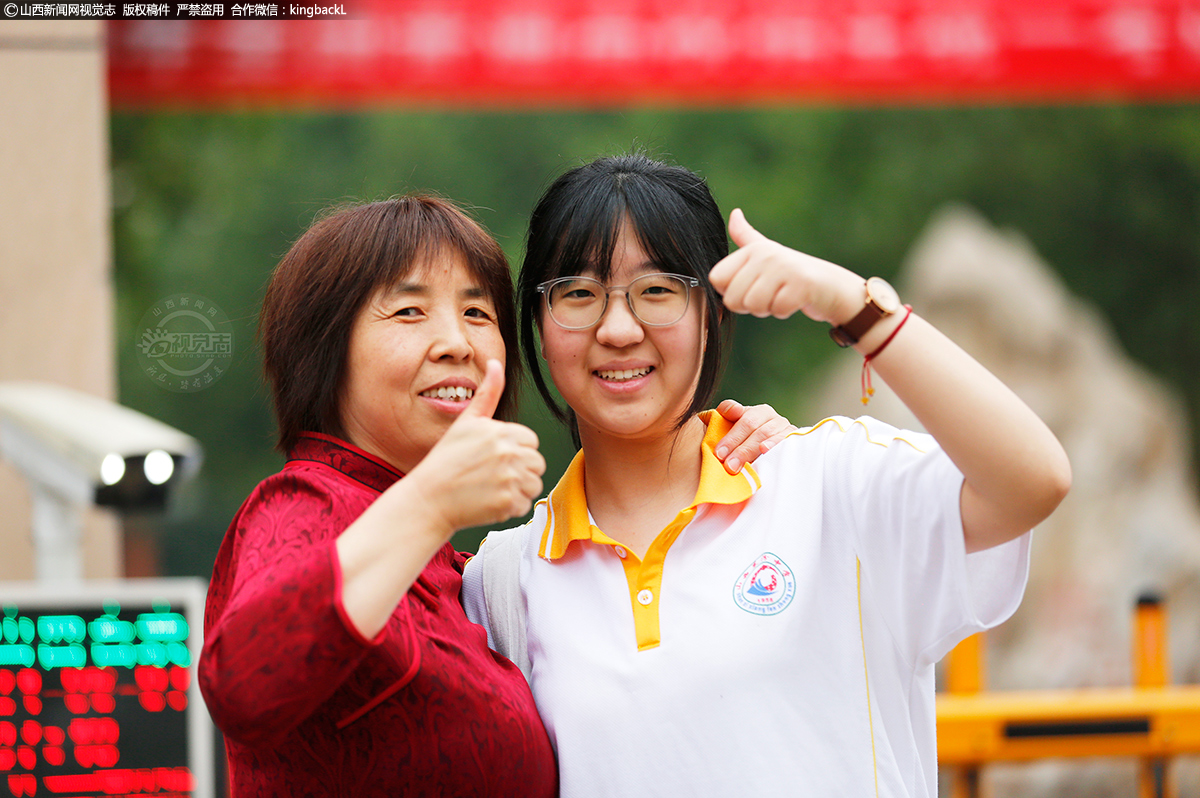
[829,303,885,347]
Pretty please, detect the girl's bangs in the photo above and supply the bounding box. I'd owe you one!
[549,192,701,283]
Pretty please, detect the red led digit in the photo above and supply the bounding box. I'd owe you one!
[169,666,189,691]
[97,667,117,694]
[15,671,39,696]
[7,773,37,797]
[156,766,194,791]
[68,718,93,745]
[138,692,166,712]
[40,728,65,771]
[42,744,64,767]
[0,671,13,696]
[97,767,138,793]
[18,722,39,747]
[134,666,168,692]
[136,768,156,792]
[82,667,105,694]
[94,743,119,768]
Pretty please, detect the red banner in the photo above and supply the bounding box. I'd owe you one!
[108,0,1200,108]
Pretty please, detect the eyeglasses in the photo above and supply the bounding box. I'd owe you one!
[537,273,701,331]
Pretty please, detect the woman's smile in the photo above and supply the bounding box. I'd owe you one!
[418,378,478,412]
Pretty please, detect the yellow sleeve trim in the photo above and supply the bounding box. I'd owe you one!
[785,416,928,454]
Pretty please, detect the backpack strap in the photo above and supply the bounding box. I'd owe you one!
[476,527,531,681]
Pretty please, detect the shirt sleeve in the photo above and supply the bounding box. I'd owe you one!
[824,416,1031,668]
[199,469,403,747]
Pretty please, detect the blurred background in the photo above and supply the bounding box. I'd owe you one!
[4,2,1200,795]
[108,103,1200,571]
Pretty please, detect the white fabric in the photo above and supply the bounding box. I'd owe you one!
[461,525,531,679]
[462,416,1031,798]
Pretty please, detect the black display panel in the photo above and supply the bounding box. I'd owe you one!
[0,579,212,798]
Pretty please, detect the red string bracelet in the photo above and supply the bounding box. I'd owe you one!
[860,304,913,405]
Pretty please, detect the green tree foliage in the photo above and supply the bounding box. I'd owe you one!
[110,106,1200,576]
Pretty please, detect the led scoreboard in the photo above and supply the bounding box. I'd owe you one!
[0,579,213,798]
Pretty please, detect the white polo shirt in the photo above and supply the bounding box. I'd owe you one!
[463,412,1030,798]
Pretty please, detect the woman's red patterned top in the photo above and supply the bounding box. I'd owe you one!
[199,432,557,798]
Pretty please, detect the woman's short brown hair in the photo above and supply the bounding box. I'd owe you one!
[260,196,519,453]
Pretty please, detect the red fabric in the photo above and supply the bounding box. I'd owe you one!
[110,1,1200,109]
[199,433,557,798]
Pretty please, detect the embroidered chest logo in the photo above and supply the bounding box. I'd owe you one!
[733,552,796,616]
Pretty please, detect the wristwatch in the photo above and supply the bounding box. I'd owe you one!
[829,277,902,347]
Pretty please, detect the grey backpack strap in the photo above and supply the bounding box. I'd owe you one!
[479,527,531,681]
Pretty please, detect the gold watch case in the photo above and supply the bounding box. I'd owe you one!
[829,277,901,347]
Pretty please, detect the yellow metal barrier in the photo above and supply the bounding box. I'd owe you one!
[938,594,1200,798]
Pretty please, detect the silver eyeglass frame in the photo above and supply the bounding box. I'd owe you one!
[536,273,702,331]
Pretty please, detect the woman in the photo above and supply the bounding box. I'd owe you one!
[463,155,1071,797]
[198,195,788,797]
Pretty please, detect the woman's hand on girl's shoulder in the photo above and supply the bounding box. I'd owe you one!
[713,399,796,474]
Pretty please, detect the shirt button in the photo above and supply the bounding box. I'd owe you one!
[637,589,654,605]
[614,546,627,559]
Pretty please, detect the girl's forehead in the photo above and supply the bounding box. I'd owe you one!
[577,260,662,282]
[571,224,663,274]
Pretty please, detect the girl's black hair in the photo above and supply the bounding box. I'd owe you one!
[518,153,732,434]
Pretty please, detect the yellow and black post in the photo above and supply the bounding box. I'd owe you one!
[1134,593,1172,798]
[945,632,984,798]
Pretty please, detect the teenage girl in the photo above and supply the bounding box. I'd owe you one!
[464,154,1070,798]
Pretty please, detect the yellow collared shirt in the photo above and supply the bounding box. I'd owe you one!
[538,410,761,650]
[463,412,1029,798]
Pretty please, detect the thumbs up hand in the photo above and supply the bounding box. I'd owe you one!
[709,209,864,324]
[407,359,545,534]
[451,356,506,423]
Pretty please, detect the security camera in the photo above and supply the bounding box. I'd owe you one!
[0,381,202,509]
[0,381,202,582]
